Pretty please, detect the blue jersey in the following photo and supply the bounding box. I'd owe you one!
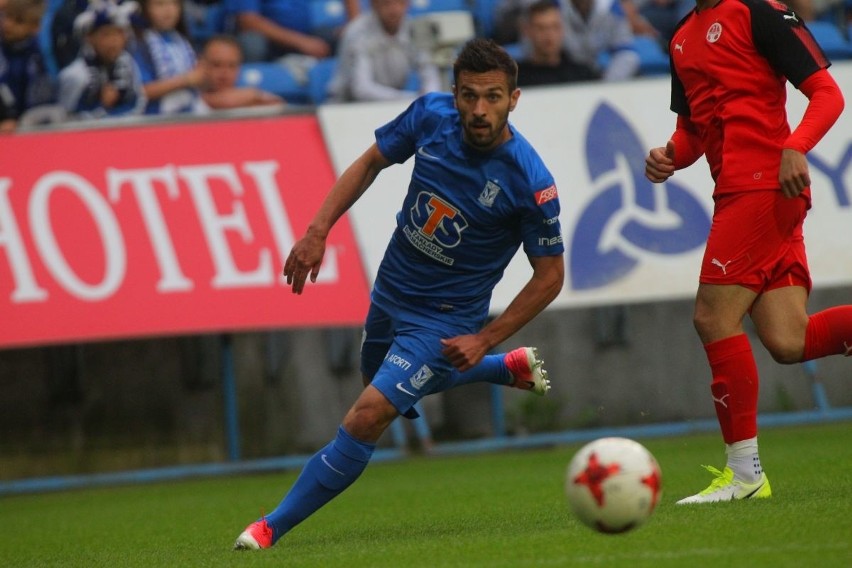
[372,92,564,321]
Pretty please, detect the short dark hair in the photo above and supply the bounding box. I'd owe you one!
[453,38,518,92]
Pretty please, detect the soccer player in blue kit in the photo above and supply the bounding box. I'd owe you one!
[234,38,565,550]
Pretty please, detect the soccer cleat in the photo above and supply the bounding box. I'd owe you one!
[676,465,772,504]
[233,518,274,550]
[504,347,550,396]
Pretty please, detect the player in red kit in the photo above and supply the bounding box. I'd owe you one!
[645,0,851,503]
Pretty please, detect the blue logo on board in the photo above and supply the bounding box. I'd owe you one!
[569,103,711,291]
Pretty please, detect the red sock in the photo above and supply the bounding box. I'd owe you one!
[704,334,759,444]
[803,306,852,361]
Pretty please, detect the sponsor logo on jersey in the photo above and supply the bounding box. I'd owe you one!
[535,185,558,206]
[478,180,502,207]
[406,192,469,265]
[538,235,564,247]
[409,365,434,390]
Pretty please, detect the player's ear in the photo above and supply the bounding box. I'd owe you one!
[509,88,520,111]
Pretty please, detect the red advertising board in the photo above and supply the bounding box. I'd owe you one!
[0,116,371,348]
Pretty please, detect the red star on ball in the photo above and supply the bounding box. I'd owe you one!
[573,451,621,506]
[641,466,662,509]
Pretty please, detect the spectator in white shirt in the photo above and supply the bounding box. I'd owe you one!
[326,0,442,102]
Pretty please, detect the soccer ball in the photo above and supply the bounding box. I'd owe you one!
[565,437,662,534]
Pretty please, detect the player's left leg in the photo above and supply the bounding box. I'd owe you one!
[453,347,551,395]
[234,387,396,550]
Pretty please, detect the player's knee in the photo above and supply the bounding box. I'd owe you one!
[342,394,397,441]
[760,333,804,365]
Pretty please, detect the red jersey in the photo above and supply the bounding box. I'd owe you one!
[669,0,829,195]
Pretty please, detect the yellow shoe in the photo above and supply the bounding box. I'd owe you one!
[676,465,771,504]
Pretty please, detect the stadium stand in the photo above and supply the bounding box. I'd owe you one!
[238,62,312,103]
[307,55,339,104]
[632,35,670,76]
[807,20,852,59]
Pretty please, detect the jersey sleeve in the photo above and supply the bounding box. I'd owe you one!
[374,95,431,164]
[749,0,829,87]
[521,178,564,257]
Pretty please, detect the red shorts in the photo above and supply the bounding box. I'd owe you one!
[700,191,811,294]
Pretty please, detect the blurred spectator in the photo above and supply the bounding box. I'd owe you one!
[562,0,639,81]
[494,0,639,81]
[49,0,88,71]
[199,34,285,108]
[327,0,441,102]
[622,0,691,43]
[131,0,207,114]
[516,0,599,86]
[226,0,361,62]
[58,0,146,118]
[0,0,56,132]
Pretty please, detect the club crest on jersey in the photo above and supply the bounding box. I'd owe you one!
[478,180,502,207]
[409,365,434,390]
[706,22,722,43]
[535,185,558,206]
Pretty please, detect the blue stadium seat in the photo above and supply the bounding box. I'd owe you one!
[238,63,311,104]
[806,21,852,59]
[472,0,499,38]
[409,0,471,15]
[501,42,523,60]
[307,56,339,104]
[632,36,670,76]
[186,1,227,47]
[309,0,348,35]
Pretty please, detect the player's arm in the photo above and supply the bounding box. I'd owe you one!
[284,143,392,294]
[647,114,703,183]
[441,254,564,371]
[779,69,844,198]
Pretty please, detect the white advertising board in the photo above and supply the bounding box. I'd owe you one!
[319,64,852,311]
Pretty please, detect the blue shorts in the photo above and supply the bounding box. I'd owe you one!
[360,295,481,419]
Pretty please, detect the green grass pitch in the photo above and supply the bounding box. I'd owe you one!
[2,422,850,567]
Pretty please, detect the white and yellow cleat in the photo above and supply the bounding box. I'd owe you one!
[677,465,771,504]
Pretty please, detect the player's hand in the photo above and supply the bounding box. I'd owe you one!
[283,231,326,294]
[779,148,810,198]
[440,335,490,372]
[645,140,676,183]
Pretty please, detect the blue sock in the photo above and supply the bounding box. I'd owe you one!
[266,426,375,543]
[455,353,511,387]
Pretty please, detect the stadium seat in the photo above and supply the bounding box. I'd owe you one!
[307,56,339,104]
[501,42,523,60]
[806,21,852,59]
[632,36,670,76]
[186,1,227,48]
[309,0,348,36]
[409,0,471,15]
[472,0,499,38]
[238,63,311,104]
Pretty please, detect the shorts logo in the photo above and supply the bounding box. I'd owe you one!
[385,352,412,371]
[478,180,502,207]
[711,258,733,275]
[408,365,434,390]
[706,23,722,43]
[535,185,558,206]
